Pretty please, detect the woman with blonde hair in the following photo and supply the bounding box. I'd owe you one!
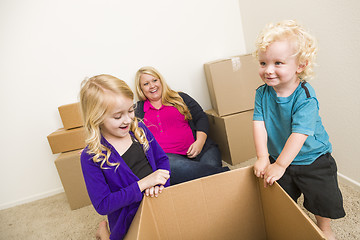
[80,74,170,240]
[135,66,228,185]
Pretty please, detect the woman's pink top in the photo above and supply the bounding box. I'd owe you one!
[143,100,194,155]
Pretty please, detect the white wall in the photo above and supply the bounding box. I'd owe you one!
[0,0,246,209]
[238,0,360,185]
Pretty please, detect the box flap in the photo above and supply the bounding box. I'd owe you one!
[125,199,160,239]
[258,179,326,240]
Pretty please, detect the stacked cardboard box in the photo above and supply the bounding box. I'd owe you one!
[47,127,86,154]
[47,102,91,210]
[54,150,90,210]
[47,102,85,154]
[58,102,84,130]
[125,166,326,240]
[204,54,263,165]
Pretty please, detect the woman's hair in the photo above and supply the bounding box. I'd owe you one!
[254,20,318,80]
[134,66,192,120]
[79,74,149,169]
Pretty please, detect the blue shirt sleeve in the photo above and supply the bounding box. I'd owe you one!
[253,86,264,121]
[292,96,319,136]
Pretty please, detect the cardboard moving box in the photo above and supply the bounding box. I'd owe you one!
[204,54,263,117]
[58,102,83,130]
[54,150,91,210]
[125,166,325,240]
[206,109,255,165]
[47,127,86,154]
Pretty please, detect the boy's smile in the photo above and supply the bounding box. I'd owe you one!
[258,40,305,97]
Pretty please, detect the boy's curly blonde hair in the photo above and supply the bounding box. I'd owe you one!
[254,20,318,80]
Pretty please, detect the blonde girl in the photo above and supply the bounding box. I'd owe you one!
[80,74,170,240]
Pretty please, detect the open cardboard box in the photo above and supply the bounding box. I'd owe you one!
[125,166,325,240]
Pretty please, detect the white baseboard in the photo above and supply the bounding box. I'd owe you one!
[338,172,360,190]
[0,187,64,210]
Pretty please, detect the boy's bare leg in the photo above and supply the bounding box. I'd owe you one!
[96,220,110,240]
[315,215,336,240]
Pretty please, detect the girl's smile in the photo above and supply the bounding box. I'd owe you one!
[100,95,135,141]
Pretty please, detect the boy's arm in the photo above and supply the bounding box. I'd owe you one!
[253,120,270,178]
[264,132,308,187]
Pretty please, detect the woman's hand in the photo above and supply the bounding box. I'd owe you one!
[187,140,204,158]
[187,131,206,158]
[137,169,170,193]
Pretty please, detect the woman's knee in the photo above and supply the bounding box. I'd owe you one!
[199,146,222,167]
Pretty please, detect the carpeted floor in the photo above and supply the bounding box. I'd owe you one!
[1,159,359,239]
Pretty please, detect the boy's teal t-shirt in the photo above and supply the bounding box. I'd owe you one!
[253,82,332,165]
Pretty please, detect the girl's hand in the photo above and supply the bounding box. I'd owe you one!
[144,185,165,197]
[263,162,286,187]
[137,169,170,192]
[254,157,270,178]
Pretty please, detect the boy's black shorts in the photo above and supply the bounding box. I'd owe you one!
[270,153,346,219]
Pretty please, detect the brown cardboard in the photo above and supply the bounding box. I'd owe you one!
[47,127,86,154]
[54,150,91,210]
[125,166,326,240]
[204,54,263,117]
[206,109,255,165]
[58,102,83,130]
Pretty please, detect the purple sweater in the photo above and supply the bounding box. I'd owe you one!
[81,122,170,240]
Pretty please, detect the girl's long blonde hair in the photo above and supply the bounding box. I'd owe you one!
[254,20,318,80]
[134,66,192,121]
[80,74,149,169]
